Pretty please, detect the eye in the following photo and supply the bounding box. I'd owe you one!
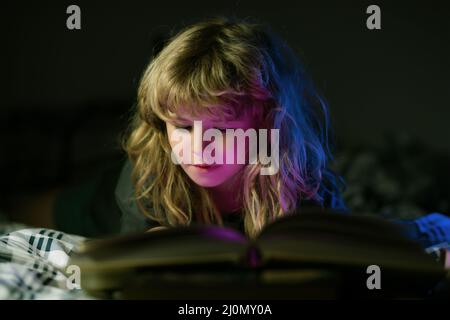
[176,125,192,130]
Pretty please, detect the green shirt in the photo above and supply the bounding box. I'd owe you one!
[53,157,245,237]
[54,156,346,238]
[54,157,151,237]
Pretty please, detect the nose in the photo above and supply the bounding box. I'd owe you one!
[191,125,206,164]
[191,124,216,164]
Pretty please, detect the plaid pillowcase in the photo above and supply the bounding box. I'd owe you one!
[0,225,91,299]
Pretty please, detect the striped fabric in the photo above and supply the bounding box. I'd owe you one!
[0,224,89,299]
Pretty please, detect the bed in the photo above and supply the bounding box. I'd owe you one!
[0,221,90,299]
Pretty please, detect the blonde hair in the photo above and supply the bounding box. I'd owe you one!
[123,17,340,238]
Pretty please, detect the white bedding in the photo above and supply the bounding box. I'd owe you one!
[0,222,91,299]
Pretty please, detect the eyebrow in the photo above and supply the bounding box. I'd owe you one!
[168,117,192,125]
[173,120,249,128]
[169,111,250,127]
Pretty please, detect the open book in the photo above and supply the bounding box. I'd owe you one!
[69,208,445,299]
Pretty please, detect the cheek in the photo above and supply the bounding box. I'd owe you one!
[167,127,193,162]
[220,163,245,178]
[216,135,242,163]
[222,135,253,164]
[191,164,244,187]
[166,125,174,147]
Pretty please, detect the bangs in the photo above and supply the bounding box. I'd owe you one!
[163,92,255,124]
[138,18,273,128]
[154,57,258,123]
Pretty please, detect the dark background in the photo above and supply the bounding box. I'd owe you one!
[1,0,449,217]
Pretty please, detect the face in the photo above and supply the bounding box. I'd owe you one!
[166,110,257,188]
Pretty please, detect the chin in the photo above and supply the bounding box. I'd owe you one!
[181,164,244,188]
[188,175,227,188]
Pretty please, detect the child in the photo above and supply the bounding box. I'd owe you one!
[29,18,450,263]
[116,16,348,239]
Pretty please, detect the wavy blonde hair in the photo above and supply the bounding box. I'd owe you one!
[123,17,341,238]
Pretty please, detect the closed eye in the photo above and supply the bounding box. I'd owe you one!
[176,125,192,130]
[176,126,229,132]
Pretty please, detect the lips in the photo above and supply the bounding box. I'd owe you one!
[192,164,219,169]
